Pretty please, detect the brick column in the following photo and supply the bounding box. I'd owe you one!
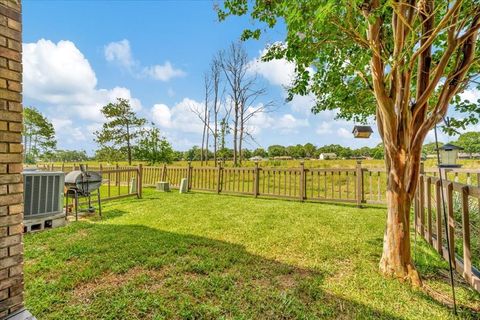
[0,0,24,318]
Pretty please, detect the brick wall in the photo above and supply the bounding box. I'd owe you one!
[0,0,23,317]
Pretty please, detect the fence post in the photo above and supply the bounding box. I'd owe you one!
[419,162,425,237]
[217,161,222,194]
[461,185,471,282]
[187,161,193,191]
[299,161,306,201]
[162,164,167,181]
[356,161,364,208]
[254,161,260,197]
[435,180,443,253]
[446,182,455,267]
[115,163,120,186]
[99,163,103,173]
[137,164,143,199]
[61,162,65,172]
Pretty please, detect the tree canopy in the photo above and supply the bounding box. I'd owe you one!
[23,106,56,163]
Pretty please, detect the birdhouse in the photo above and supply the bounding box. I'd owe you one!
[352,125,373,139]
[437,143,464,168]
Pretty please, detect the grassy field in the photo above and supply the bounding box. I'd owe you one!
[25,189,479,319]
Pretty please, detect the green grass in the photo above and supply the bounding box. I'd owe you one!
[25,189,479,319]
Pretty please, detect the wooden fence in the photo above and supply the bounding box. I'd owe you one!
[38,164,143,202]
[38,162,480,292]
[414,172,480,292]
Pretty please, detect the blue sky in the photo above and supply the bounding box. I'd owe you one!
[23,1,401,154]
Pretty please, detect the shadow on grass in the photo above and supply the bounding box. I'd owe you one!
[25,220,406,320]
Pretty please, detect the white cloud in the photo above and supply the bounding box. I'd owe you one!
[104,39,185,82]
[24,39,142,126]
[316,122,333,135]
[274,114,309,134]
[249,49,316,115]
[151,98,203,134]
[104,39,135,69]
[51,118,87,144]
[337,128,352,138]
[24,39,97,105]
[144,61,186,82]
[459,88,480,102]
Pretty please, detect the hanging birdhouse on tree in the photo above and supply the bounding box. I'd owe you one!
[352,125,373,139]
[437,143,464,168]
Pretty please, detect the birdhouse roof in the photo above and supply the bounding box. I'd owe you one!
[438,143,464,151]
[352,125,373,133]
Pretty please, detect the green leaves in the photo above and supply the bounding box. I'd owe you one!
[94,98,147,164]
[23,106,57,163]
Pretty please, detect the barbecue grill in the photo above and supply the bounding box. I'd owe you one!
[64,165,102,220]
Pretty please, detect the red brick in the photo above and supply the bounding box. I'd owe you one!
[6,59,19,71]
[8,265,21,277]
[7,244,20,256]
[0,121,6,131]
[0,67,20,82]
[6,19,19,32]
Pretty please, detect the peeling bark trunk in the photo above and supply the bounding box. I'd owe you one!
[380,146,421,286]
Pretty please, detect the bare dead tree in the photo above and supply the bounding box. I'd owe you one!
[220,42,273,165]
[211,54,222,164]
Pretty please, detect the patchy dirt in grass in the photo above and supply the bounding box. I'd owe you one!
[73,266,169,303]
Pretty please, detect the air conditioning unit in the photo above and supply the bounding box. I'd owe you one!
[23,170,66,232]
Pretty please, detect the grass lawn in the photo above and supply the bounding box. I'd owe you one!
[25,189,479,319]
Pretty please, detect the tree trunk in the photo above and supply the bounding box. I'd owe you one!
[379,149,422,286]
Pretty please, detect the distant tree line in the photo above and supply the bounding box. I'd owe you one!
[23,103,480,164]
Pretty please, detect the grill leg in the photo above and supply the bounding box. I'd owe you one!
[65,192,69,220]
[97,191,102,220]
[75,192,78,222]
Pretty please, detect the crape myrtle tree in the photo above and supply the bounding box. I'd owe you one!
[219,1,480,285]
[94,98,146,165]
[134,125,174,165]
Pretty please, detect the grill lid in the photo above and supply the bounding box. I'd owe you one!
[65,170,102,194]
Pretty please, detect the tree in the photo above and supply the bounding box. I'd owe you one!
[220,42,272,165]
[422,142,444,156]
[267,145,286,158]
[303,143,316,158]
[253,148,267,158]
[94,146,127,163]
[134,126,174,165]
[23,107,56,163]
[455,131,480,156]
[220,1,480,284]
[50,150,88,163]
[94,98,146,165]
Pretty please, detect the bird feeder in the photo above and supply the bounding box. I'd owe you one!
[352,125,373,139]
[437,143,464,168]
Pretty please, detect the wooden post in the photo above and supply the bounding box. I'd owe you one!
[137,164,143,199]
[162,164,167,181]
[61,162,65,172]
[187,162,193,191]
[254,161,260,197]
[216,162,222,194]
[115,163,119,186]
[99,163,103,173]
[419,162,425,237]
[426,177,433,245]
[461,185,472,282]
[299,161,306,201]
[356,161,363,208]
[435,180,443,253]
[446,182,455,267]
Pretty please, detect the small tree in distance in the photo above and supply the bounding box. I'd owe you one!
[94,98,146,165]
[134,126,174,165]
[23,106,56,163]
